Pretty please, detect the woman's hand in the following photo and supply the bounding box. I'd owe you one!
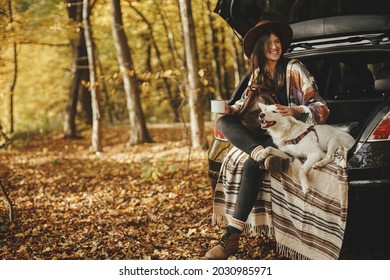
[224,103,231,115]
[275,104,294,116]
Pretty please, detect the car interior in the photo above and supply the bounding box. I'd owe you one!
[226,53,390,140]
[300,54,390,138]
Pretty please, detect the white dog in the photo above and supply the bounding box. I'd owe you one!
[257,103,355,194]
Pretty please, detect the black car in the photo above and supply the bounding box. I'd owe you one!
[208,0,390,259]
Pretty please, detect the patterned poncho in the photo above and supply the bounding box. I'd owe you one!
[231,59,330,125]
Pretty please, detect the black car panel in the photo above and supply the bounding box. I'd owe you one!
[214,0,390,39]
[292,15,390,41]
[213,0,296,38]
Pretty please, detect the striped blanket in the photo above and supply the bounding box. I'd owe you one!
[212,147,349,260]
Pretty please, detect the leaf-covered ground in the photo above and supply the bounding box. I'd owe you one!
[0,124,280,260]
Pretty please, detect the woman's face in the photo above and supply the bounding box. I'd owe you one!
[264,33,282,63]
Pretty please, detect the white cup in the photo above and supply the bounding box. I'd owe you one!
[211,100,226,114]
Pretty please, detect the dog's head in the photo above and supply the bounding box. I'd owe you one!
[258,103,284,129]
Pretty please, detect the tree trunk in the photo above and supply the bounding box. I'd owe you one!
[0,122,11,148]
[9,42,16,134]
[8,0,17,134]
[156,4,186,122]
[234,35,247,79]
[178,0,207,150]
[64,0,91,138]
[229,31,240,87]
[96,46,115,123]
[109,0,151,145]
[157,4,181,67]
[206,0,222,100]
[220,26,230,99]
[63,56,80,138]
[79,68,93,125]
[83,0,102,152]
[131,5,181,123]
[0,180,14,222]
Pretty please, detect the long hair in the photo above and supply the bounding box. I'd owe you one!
[249,30,288,93]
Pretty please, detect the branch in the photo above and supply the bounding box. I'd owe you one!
[171,77,191,174]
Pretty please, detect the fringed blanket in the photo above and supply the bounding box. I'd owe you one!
[212,147,349,260]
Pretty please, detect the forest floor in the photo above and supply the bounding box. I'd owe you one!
[0,123,280,260]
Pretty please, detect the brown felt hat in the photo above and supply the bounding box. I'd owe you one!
[243,20,293,58]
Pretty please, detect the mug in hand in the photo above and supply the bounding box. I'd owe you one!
[211,100,226,114]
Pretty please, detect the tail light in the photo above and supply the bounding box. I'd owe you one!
[368,112,390,141]
[214,127,226,141]
[212,114,227,141]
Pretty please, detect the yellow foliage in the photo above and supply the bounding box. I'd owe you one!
[0,0,246,133]
[198,68,205,77]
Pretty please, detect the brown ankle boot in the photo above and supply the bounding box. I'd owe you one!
[205,229,240,260]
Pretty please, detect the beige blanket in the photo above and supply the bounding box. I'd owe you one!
[212,147,349,260]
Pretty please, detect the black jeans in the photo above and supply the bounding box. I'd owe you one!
[217,115,274,222]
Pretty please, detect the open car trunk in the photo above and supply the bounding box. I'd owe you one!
[214,0,390,40]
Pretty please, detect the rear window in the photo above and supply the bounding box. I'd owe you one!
[297,51,390,126]
[298,51,390,100]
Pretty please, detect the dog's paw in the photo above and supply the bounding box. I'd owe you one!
[312,162,324,169]
[300,178,310,194]
[301,183,310,194]
[313,157,333,169]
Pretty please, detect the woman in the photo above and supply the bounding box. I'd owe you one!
[205,20,330,260]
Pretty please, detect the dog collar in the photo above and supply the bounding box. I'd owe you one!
[284,125,317,145]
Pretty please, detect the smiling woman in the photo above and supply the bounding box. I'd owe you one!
[204,19,329,260]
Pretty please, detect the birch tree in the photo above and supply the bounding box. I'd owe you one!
[64,0,90,138]
[83,0,102,152]
[178,0,207,150]
[7,0,17,134]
